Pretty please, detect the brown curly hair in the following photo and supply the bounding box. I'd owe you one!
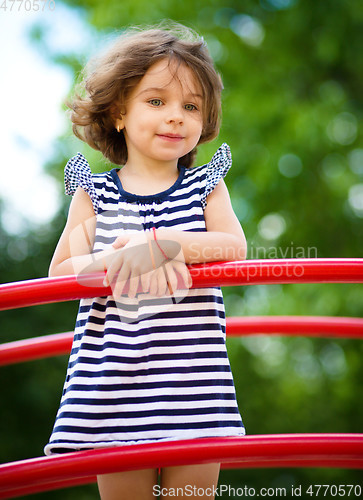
[68,22,223,167]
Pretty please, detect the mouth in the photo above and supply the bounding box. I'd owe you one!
[157,134,184,142]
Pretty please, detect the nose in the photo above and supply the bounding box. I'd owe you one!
[165,103,184,125]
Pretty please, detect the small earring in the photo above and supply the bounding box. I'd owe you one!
[116,125,121,133]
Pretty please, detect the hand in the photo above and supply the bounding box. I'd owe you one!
[103,232,152,298]
[104,232,192,299]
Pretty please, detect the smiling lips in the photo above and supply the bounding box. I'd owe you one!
[157,133,184,142]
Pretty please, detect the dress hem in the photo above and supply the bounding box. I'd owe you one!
[44,429,246,456]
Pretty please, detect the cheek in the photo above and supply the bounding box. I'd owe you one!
[195,120,204,138]
[189,113,203,131]
[138,113,158,131]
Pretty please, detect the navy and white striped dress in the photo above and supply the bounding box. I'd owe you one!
[44,143,245,455]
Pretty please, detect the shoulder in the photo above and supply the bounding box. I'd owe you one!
[187,143,232,210]
[187,143,231,174]
[64,153,116,213]
[65,153,114,187]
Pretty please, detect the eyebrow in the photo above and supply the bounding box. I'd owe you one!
[137,87,203,100]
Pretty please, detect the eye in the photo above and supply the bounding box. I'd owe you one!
[149,99,163,107]
[184,103,198,111]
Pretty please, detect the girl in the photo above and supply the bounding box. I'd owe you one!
[45,23,247,500]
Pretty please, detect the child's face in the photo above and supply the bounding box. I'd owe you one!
[117,58,203,168]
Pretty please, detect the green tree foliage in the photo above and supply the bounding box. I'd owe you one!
[0,0,362,498]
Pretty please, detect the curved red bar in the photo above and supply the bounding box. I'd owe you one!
[1,258,362,311]
[1,259,362,498]
[0,331,74,367]
[226,315,363,337]
[0,434,362,498]
[1,316,363,367]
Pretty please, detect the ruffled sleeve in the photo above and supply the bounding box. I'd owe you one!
[64,153,99,213]
[201,143,232,210]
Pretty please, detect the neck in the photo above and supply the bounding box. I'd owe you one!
[123,154,179,180]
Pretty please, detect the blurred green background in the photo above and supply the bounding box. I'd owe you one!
[0,0,362,498]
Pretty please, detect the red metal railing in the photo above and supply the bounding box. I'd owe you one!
[1,434,362,499]
[1,258,362,311]
[1,316,363,366]
[1,259,362,498]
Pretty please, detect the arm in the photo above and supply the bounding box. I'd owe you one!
[153,178,247,264]
[49,187,189,297]
[106,179,246,296]
[52,179,245,297]
[49,187,117,277]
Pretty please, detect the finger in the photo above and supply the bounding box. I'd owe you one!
[184,266,192,288]
[174,261,192,289]
[112,233,130,249]
[164,262,177,295]
[140,270,152,294]
[157,266,168,296]
[149,268,162,297]
[128,270,140,299]
[113,275,128,298]
[113,263,131,298]
[104,249,123,287]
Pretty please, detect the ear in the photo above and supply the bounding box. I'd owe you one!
[115,117,125,133]
[110,103,125,132]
